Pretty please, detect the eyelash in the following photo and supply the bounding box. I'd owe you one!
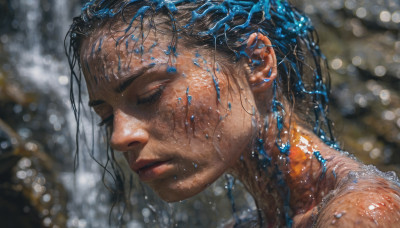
[136,85,165,105]
[97,114,114,127]
[97,85,166,127]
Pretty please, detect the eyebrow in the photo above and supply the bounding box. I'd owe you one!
[88,64,155,107]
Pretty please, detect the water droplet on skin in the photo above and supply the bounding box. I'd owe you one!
[333,211,345,219]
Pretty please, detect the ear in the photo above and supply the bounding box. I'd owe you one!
[244,33,277,93]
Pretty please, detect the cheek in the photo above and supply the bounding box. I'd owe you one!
[151,81,223,141]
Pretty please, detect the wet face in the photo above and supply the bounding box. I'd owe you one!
[81,26,256,202]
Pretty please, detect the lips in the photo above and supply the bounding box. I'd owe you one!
[132,159,172,182]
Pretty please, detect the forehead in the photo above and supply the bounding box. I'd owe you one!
[80,21,175,84]
[80,14,173,59]
[78,16,236,99]
[81,25,170,65]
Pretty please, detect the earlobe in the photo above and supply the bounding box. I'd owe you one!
[245,33,277,93]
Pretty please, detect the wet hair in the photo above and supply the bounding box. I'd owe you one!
[67,0,337,148]
[65,0,338,224]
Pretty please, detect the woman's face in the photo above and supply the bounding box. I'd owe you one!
[81,27,256,202]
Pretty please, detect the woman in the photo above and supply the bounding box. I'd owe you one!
[66,0,400,227]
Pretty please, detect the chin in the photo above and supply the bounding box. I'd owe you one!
[159,194,182,203]
[150,168,225,202]
[155,191,188,203]
[153,182,208,203]
[155,188,199,203]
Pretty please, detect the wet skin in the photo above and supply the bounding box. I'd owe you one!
[81,29,255,202]
[81,27,400,227]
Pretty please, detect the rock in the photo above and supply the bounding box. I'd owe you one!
[0,119,67,227]
[295,0,400,173]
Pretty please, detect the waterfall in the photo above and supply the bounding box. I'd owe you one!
[2,0,114,227]
[3,0,397,227]
[1,1,255,226]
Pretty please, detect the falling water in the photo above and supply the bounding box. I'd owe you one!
[1,0,115,227]
[1,0,399,227]
[1,1,256,227]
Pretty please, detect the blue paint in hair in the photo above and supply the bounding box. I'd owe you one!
[91,40,97,56]
[193,58,200,67]
[125,39,130,50]
[164,45,178,57]
[272,81,290,155]
[194,52,221,102]
[115,36,124,47]
[313,151,327,177]
[97,37,103,52]
[125,6,150,33]
[256,138,271,172]
[167,66,177,73]
[275,166,293,226]
[148,41,158,53]
[131,34,139,42]
[76,1,338,225]
[186,87,192,105]
[225,175,240,225]
[211,72,220,102]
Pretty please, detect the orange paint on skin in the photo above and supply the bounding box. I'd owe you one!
[288,147,309,179]
[286,126,316,182]
[272,124,331,214]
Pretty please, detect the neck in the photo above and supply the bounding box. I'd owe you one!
[230,119,338,227]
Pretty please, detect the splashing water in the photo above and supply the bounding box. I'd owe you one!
[2,0,117,227]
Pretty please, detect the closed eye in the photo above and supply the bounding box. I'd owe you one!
[97,114,114,127]
[137,85,166,105]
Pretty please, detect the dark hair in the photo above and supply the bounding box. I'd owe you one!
[65,0,338,224]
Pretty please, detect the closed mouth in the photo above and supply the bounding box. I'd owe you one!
[138,161,167,173]
[133,159,172,182]
[133,159,171,173]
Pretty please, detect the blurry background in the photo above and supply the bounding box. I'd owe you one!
[0,0,399,227]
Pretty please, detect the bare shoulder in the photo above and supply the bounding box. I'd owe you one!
[315,169,400,227]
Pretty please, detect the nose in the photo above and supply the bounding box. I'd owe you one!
[110,109,149,152]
